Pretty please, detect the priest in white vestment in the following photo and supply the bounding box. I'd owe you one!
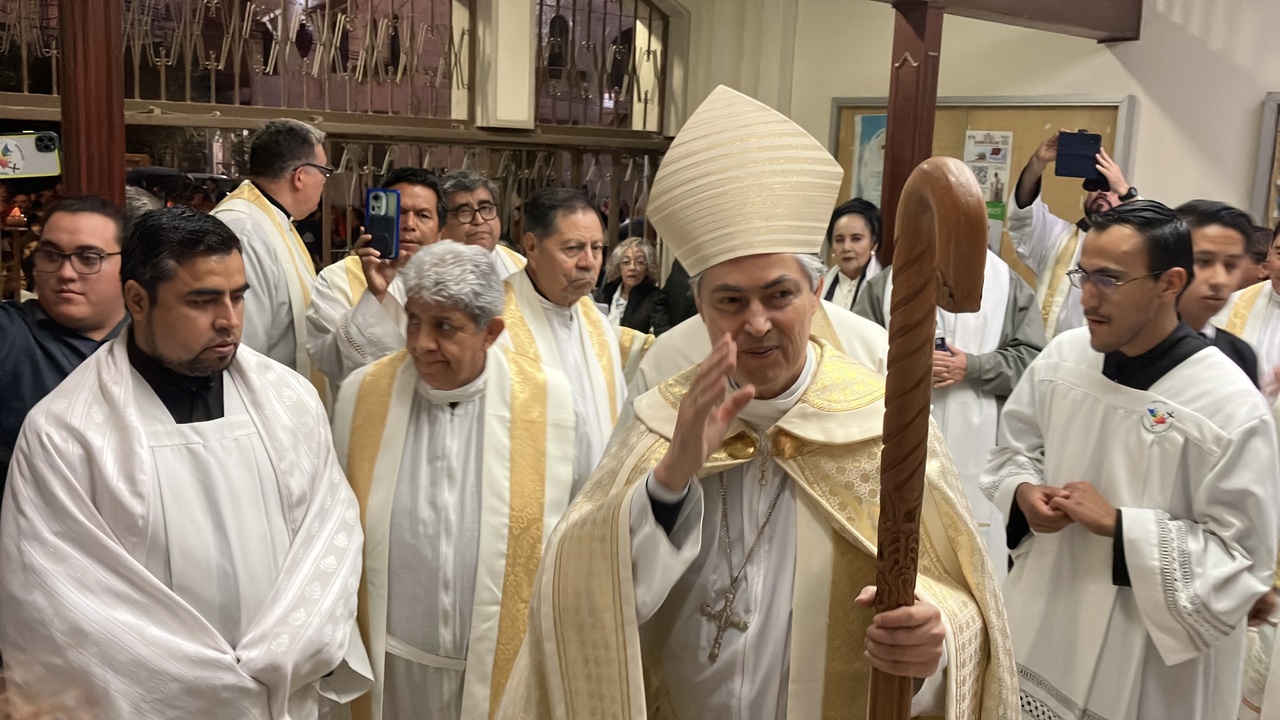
[331,240,583,720]
[1008,131,1137,340]
[499,186,631,479]
[0,208,371,720]
[497,85,1016,720]
[982,200,1279,720]
[211,118,331,400]
[857,248,1045,581]
[307,169,447,386]
[440,170,528,279]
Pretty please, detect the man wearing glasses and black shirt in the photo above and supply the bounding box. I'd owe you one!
[0,196,127,494]
[439,170,527,279]
[212,118,333,401]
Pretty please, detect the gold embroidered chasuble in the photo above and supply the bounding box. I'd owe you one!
[495,340,1017,720]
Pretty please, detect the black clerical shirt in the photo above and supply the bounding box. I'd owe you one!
[126,332,225,424]
[1006,323,1209,586]
[0,300,126,494]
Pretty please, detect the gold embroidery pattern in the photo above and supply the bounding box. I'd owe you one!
[545,422,665,719]
[489,350,550,716]
[799,341,885,412]
[502,282,542,362]
[345,351,409,720]
[1227,282,1266,336]
[820,529,876,719]
[789,424,1017,720]
[579,296,620,421]
[1042,230,1081,332]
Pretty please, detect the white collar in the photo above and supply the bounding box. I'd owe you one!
[415,366,488,405]
[734,345,816,431]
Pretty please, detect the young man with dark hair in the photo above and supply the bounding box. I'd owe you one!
[1175,199,1258,385]
[306,167,446,385]
[0,196,127,494]
[0,207,372,719]
[984,199,1279,720]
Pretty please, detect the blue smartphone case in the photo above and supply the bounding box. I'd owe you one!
[365,188,401,260]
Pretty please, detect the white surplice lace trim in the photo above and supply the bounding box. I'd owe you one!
[1156,510,1233,650]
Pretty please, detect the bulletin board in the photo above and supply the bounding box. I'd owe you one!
[829,96,1135,285]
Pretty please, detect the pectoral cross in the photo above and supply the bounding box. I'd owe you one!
[700,588,749,664]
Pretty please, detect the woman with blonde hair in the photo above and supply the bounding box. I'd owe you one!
[594,237,668,334]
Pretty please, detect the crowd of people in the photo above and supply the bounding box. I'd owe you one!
[0,85,1278,720]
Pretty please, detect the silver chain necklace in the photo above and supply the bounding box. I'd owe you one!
[699,440,787,663]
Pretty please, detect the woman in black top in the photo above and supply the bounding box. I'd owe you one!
[595,238,668,335]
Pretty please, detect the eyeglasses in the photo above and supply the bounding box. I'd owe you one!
[1066,268,1164,294]
[452,203,498,224]
[296,162,334,179]
[619,258,647,267]
[32,248,121,275]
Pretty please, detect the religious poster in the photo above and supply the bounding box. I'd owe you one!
[964,130,1013,253]
[850,114,887,204]
[963,130,1013,203]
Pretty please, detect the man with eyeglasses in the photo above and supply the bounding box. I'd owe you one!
[212,118,332,402]
[0,196,127,496]
[306,168,447,387]
[982,200,1280,720]
[439,170,527,279]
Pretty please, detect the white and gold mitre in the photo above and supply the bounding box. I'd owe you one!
[647,85,844,276]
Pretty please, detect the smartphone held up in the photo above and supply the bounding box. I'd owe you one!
[365,188,402,260]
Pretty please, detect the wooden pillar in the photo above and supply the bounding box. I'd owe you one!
[59,0,125,207]
[878,1,942,267]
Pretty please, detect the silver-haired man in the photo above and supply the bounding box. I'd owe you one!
[331,240,586,720]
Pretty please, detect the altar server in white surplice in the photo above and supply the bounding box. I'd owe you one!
[307,168,446,386]
[500,187,630,481]
[211,118,331,399]
[982,200,1280,720]
[331,241,582,720]
[0,208,372,720]
[857,248,1045,582]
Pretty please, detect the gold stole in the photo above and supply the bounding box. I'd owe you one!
[497,244,529,274]
[1227,281,1268,338]
[1040,227,1081,337]
[342,254,369,305]
[220,181,330,403]
[502,278,621,423]
[342,349,562,720]
[810,302,846,354]
[617,327,655,386]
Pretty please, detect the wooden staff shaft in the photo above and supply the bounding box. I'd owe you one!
[868,156,987,719]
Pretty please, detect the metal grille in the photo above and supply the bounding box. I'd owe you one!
[0,0,469,118]
[535,0,666,132]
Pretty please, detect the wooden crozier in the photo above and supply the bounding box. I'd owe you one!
[868,156,988,718]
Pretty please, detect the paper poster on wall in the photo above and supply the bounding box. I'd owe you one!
[964,130,1013,203]
[850,114,887,204]
[986,201,1007,254]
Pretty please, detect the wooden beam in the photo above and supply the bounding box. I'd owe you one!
[59,0,126,207]
[878,1,943,268]
[870,0,1142,43]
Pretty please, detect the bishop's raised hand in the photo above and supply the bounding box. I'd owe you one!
[652,334,755,494]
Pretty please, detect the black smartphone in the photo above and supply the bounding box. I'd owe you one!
[365,188,401,260]
[1054,130,1104,182]
[935,337,949,352]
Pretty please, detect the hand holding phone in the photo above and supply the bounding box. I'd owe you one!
[365,188,401,260]
[1054,130,1105,183]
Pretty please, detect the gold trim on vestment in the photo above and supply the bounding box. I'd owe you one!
[1228,281,1267,336]
[579,295,619,421]
[812,303,845,354]
[1041,230,1080,332]
[344,254,369,305]
[502,282,541,360]
[223,182,329,401]
[345,351,409,720]
[820,527,876,719]
[489,349,550,717]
